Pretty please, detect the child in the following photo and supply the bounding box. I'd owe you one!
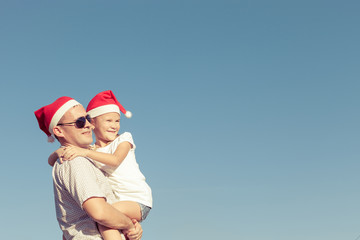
[49,90,152,240]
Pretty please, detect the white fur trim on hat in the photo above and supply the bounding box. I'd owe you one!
[48,99,81,135]
[125,111,132,118]
[87,104,120,118]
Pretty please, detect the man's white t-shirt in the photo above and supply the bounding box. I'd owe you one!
[91,132,153,208]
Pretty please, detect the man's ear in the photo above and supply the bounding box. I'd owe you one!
[53,126,65,138]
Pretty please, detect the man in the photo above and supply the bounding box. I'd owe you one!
[35,96,142,240]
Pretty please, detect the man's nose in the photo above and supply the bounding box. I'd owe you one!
[85,119,94,129]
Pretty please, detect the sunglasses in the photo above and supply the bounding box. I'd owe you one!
[57,115,92,128]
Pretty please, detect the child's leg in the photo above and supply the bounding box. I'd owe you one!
[112,201,142,222]
[98,224,125,240]
[98,201,140,240]
[98,201,141,240]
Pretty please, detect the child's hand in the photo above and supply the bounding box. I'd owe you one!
[123,219,142,240]
[48,148,66,166]
[54,148,66,164]
[61,145,89,161]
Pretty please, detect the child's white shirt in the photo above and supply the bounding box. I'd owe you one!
[91,132,153,208]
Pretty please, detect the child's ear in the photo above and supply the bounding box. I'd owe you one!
[53,126,65,138]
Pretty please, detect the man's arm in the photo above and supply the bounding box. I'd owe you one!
[83,197,134,230]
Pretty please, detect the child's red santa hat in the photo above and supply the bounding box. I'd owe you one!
[34,96,81,142]
[86,90,132,118]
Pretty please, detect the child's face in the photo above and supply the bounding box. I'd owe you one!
[92,112,120,143]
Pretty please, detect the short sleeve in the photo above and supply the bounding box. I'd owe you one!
[117,132,136,150]
[61,157,108,208]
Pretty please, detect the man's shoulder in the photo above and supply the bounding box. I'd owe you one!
[67,156,97,169]
[54,157,95,174]
[53,157,102,185]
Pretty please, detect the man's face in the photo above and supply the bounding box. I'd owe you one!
[55,105,93,148]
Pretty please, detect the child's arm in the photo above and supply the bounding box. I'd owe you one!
[62,142,132,168]
[48,148,65,166]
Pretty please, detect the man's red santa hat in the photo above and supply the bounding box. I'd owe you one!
[34,96,81,142]
[86,90,132,118]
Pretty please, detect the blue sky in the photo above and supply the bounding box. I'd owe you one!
[1,0,360,239]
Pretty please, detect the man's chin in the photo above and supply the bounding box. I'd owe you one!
[81,137,93,147]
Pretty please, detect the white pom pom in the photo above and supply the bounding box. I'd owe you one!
[47,135,55,143]
[125,111,132,118]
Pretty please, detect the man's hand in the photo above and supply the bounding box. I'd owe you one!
[123,219,143,240]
